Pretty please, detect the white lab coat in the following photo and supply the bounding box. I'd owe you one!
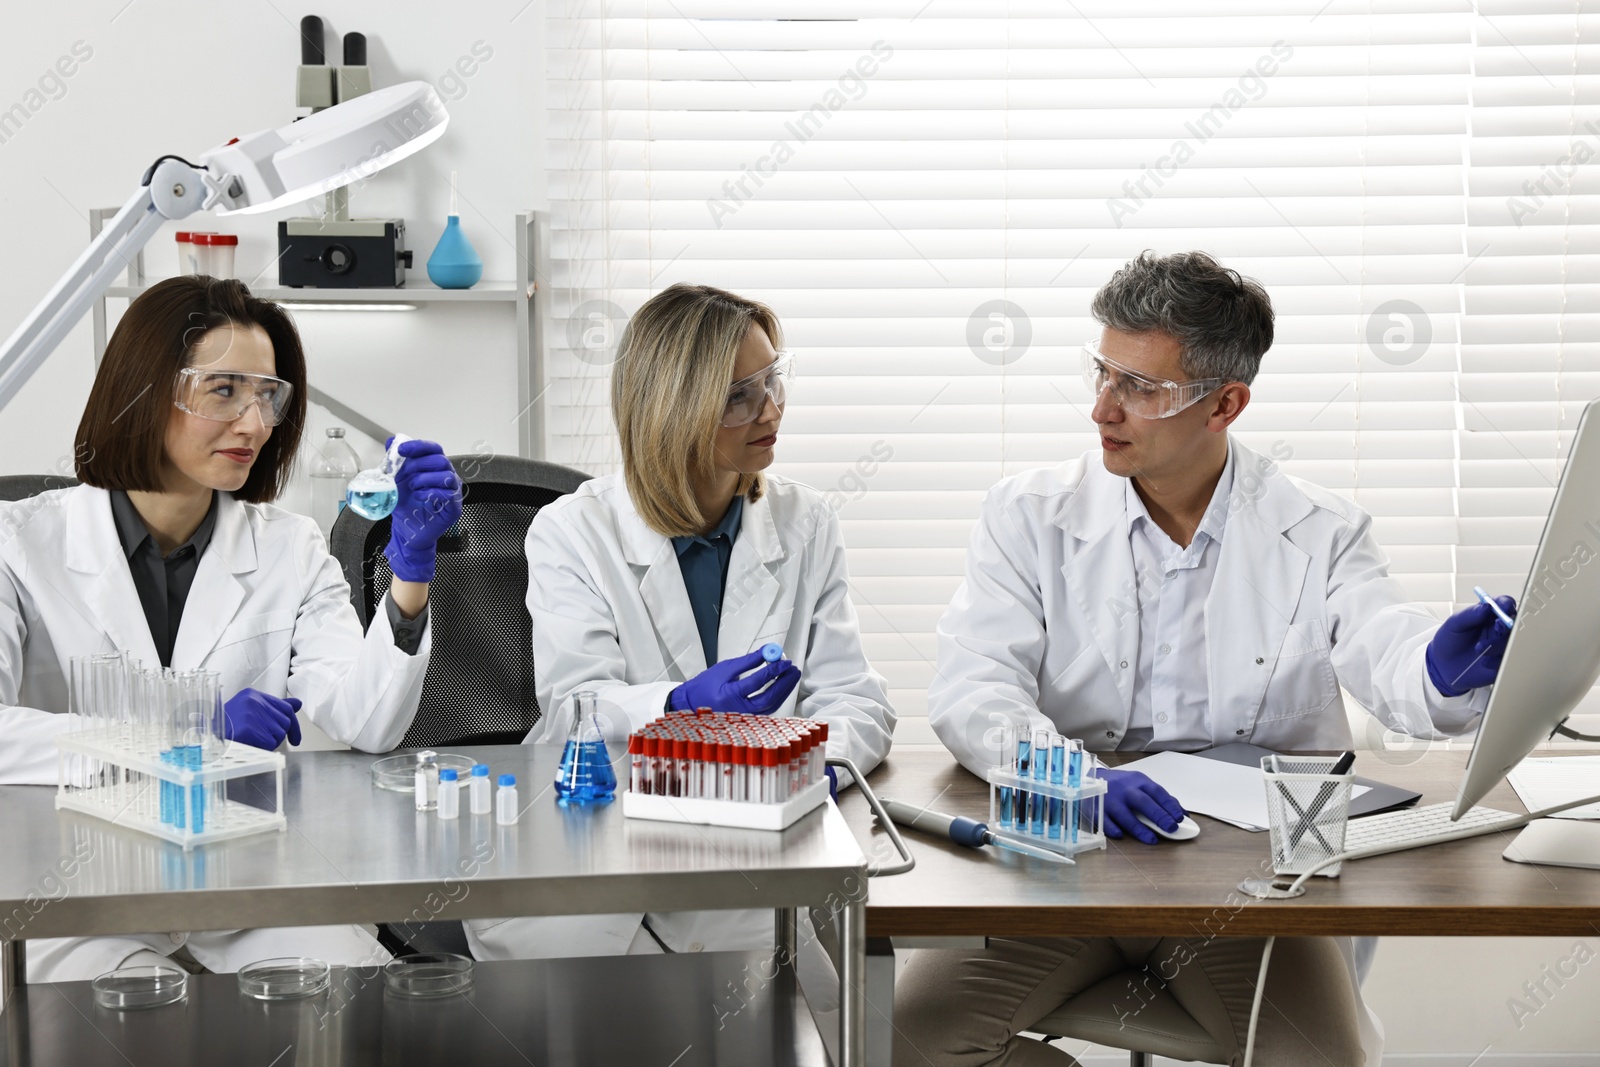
[0,485,432,980]
[929,438,1492,1066]
[468,472,894,961]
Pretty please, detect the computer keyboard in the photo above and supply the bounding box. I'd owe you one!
[1342,802,1523,858]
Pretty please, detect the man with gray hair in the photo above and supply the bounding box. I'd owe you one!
[899,251,1514,1065]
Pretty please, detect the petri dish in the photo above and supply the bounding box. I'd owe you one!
[371,752,476,793]
[382,953,474,998]
[238,957,331,1000]
[92,965,188,1010]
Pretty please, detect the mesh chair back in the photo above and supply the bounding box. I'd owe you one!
[329,455,591,748]
[0,474,78,501]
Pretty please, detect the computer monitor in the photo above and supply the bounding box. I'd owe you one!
[1453,396,1600,818]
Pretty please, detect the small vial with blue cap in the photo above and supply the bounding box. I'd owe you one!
[469,763,492,814]
[437,768,460,819]
[761,643,783,664]
[496,774,519,825]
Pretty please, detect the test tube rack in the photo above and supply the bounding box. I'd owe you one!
[56,732,286,851]
[985,768,1109,861]
[621,711,832,831]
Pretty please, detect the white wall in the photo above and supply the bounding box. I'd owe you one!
[0,0,545,493]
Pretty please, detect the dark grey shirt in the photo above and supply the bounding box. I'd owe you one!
[109,491,426,665]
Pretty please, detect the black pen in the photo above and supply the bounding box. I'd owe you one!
[1287,750,1356,852]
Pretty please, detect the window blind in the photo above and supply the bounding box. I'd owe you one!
[544,0,1597,740]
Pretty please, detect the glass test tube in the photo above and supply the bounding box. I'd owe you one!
[1047,735,1066,840]
[1067,739,1083,844]
[1030,729,1049,835]
[1014,731,1032,833]
[997,724,1017,828]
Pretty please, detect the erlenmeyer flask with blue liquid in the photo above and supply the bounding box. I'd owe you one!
[346,434,410,520]
[555,690,617,805]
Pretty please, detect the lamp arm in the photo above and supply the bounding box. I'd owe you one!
[0,158,213,414]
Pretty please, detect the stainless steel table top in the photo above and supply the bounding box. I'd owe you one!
[0,746,867,939]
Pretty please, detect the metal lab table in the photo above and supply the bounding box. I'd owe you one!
[0,746,870,1065]
[0,954,826,1067]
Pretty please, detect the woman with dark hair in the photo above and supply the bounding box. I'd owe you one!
[0,276,463,981]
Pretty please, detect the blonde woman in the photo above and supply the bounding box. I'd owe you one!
[468,282,894,960]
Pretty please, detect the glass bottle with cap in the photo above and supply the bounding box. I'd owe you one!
[414,750,439,812]
[309,427,362,539]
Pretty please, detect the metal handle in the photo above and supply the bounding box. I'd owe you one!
[827,755,915,877]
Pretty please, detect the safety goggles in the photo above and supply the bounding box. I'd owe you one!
[173,367,294,427]
[721,351,793,428]
[1081,340,1222,420]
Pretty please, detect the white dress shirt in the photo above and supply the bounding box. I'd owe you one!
[1121,450,1234,751]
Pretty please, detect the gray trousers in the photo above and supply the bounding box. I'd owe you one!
[893,936,1364,1067]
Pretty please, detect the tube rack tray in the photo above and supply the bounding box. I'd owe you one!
[985,767,1109,861]
[56,732,286,850]
[623,776,830,831]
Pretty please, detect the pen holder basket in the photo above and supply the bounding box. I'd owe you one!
[1261,755,1353,877]
[985,768,1109,862]
[56,731,286,851]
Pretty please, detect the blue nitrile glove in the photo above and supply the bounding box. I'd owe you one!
[383,438,464,583]
[1426,596,1517,697]
[1100,768,1186,846]
[824,765,839,802]
[224,689,303,750]
[669,648,802,715]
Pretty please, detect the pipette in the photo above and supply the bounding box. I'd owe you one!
[1473,586,1516,632]
[880,798,1069,863]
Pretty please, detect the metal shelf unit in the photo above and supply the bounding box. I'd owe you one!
[89,210,547,460]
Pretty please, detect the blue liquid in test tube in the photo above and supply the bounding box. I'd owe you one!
[1030,730,1049,835]
[1067,740,1084,844]
[159,749,175,826]
[1048,736,1065,840]
[184,744,204,833]
[1014,735,1032,832]
[997,725,1016,829]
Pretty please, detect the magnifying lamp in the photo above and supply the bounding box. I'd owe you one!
[0,80,448,413]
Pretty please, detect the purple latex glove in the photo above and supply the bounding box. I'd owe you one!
[384,438,464,583]
[1426,596,1517,697]
[224,688,302,750]
[1100,768,1186,845]
[824,765,839,802]
[670,648,801,716]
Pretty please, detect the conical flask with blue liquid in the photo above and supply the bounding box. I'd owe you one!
[555,690,616,804]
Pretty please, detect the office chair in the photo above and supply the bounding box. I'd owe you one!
[331,453,590,960]
[1032,978,1226,1066]
[330,453,591,750]
[0,474,78,501]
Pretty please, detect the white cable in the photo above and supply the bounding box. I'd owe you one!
[1241,935,1275,1067]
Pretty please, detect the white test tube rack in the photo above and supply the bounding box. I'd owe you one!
[985,767,1109,861]
[623,776,830,831]
[55,732,286,851]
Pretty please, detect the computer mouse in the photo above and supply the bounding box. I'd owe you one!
[1136,813,1201,841]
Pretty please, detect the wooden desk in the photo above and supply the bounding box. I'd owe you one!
[838,750,1600,938]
